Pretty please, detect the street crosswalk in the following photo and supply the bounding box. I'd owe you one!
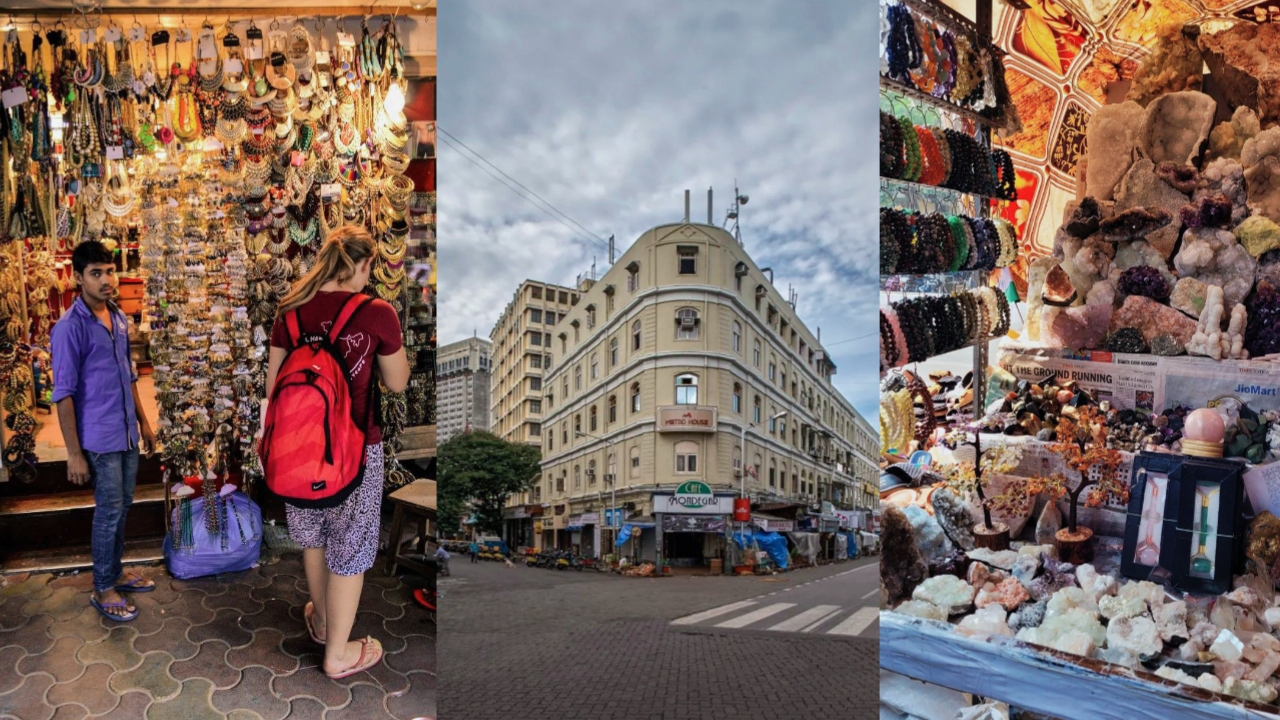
[671,601,879,637]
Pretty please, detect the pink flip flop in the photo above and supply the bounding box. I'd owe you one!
[325,637,383,680]
[304,601,326,646]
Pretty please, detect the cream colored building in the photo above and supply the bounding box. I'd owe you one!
[436,337,492,444]
[490,280,581,547]
[539,218,878,558]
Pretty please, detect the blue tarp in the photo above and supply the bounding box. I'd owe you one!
[617,524,639,546]
[731,530,790,570]
[481,539,509,554]
[844,531,859,558]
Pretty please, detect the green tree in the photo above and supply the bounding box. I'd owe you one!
[437,431,541,537]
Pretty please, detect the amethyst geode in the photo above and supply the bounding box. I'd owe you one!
[1117,265,1172,301]
[1156,162,1201,193]
[1179,193,1234,228]
[1247,280,1280,357]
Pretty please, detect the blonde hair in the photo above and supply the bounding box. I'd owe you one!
[277,225,377,313]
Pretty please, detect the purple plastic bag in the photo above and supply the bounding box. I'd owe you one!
[163,490,263,580]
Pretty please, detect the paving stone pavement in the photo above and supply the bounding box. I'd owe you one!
[0,551,435,720]
[440,557,879,720]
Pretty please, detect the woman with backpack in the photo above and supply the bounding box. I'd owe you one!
[262,225,410,680]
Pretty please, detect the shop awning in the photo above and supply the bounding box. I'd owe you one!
[750,513,795,533]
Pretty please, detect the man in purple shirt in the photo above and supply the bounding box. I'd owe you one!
[51,241,157,622]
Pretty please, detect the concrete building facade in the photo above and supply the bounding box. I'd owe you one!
[435,337,493,444]
[537,220,878,561]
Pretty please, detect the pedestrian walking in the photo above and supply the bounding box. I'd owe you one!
[262,226,411,680]
[470,540,479,563]
[52,242,159,622]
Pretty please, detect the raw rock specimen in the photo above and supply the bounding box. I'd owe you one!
[1212,629,1246,662]
[1188,284,1249,361]
[1242,127,1280,223]
[1113,239,1175,287]
[975,578,1030,612]
[1099,646,1142,669]
[1042,304,1113,350]
[1179,193,1233,229]
[1018,607,1106,649]
[1010,599,1047,631]
[1127,25,1204,107]
[1246,280,1280,358]
[1103,328,1149,354]
[1171,276,1209,319]
[1076,564,1118,603]
[1109,295,1198,345]
[1116,265,1170,301]
[892,600,947,622]
[903,504,955,563]
[912,574,976,615]
[1237,215,1280,258]
[1138,91,1216,167]
[1199,22,1280,127]
[1018,544,1058,560]
[1108,616,1163,658]
[1208,106,1262,161]
[1086,101,1144,201]
[1012,554,1041,589]
[1111,163,1181,256]
[1065,197,1103,238]
[1026,257,1055,342]
[1060,235,1114,299]
[1246,511,1280,568]
[1028,557,1079,602]
[1155,600,1190,643]
[1157,162,1200,193]
[930,489,975,551]
[1150,334,1187,356]
[1195,158,1249,226]
[882,506,928,602]
[1099,593,1147,620]
[1036,502,1062,547]
[928,549,968,578]
[1042,264,1078,306]
[958,604,1015,637]
[1223,677,1278,703]
[968,548,1018,570]
[1259,250,1280,290]
[1173,227,1257,308]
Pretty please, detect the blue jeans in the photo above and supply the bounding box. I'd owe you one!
[88,448,140,592]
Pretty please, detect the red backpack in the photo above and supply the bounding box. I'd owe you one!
[260,294,374,508]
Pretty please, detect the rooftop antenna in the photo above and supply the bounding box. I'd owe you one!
[608,234,615,264]
[723,181,748,246]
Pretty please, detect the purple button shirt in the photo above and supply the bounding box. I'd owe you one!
[50,297,139,454]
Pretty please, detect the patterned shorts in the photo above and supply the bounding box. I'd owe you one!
[285,444,385,576]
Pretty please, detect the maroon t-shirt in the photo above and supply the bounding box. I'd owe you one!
[271,291,404,444]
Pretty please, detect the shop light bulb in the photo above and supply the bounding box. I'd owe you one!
[385,82,406,117]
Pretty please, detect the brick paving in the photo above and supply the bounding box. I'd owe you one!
[0,551,435,720]
[440,558,879,720]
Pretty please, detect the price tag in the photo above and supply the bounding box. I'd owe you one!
[318,72,330,88]
[198,34,218,58]
[103,27,122,43]
[315,50,330,65]
[246,44,264,60]
[105,145,125,160]
[80,29,97,45]
[1,87,28,109]
[203,137,225,152]
[224,58,243,74]
[337,31,356,47]
[129,27,146,42]
[320,183,341,201]
[252,127,263,136]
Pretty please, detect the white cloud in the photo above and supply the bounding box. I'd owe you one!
[438,0,881,418]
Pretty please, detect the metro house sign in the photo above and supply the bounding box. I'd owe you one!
[671,481,715,509]
[656,406,717,432]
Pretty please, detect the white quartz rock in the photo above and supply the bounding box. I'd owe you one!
[1199,673,1224,693]
[1156,665,1199,686]
[1017,544,1058,560]
[1224,677,1279,703]
[1099,593,1148,620]
[911,575,976,615]
[892,600,947,622]
[968,548,1019,570]
[1046,587,1101,620]
[1097,646,1141,668]
[958,604,1015,638]
[1021,607,1107,649]
[1154,601,1190,643]
[1212,628,1246,662]
[1174,227,1257,308]
[1264,607,1280,630]
[1053,630,1097,658]
[1107,616,1163,658]
[1075,564,1118,603]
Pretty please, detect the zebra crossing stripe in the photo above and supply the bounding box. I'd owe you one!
[714,602,796,628]
[801,607,846,633]
[767,604,842,632]
[671,600,757,625]
[826,607,879,636]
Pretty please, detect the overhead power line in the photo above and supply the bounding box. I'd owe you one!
[437,127,611,252]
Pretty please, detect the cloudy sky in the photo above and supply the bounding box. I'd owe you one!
[438,1,879,419]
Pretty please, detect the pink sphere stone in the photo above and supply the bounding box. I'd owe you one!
[1056,390,1074,404]
[1185,408,1226,443]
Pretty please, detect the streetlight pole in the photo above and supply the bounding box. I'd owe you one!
[576,430,613,559]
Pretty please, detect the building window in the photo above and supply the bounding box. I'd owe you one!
[732,383,742,414]
[574,465,582,490]
[753,396,761,423]
[586,305,596,329]
[530,332,542,347]
[530,309,543,323]
[556,474,564,493]
[560,336,567,354]
[545,333,551,346]
[792,473,799,494]
[608,453,616,484]
[769,459,777,488]
[563,424,568,445]
[753,339,761,367]
[631,382,641,413]
[675,374,698,405]
[529,377,542,391]
[675,307,700,340]
[562,378,569,399]
[780,371,786,389]
[733,447,742,476]
[575,365,582,390]
[529,422,541,436]
[546,312,557,326]
[548,435,554,451]
[630,447,641,478]
[531,355,543,369]
[632,319,642,351]
[627,263,640,292]
[677,246,697,275]
[675,441,698,473]
[589,406,598,432]
[732,322,741,353]
[532,286,543,300]
[769,412,778,433]
[591,352,599,380]
[768,358,776,382]
[608,395,617,424]
[530,400,542,414]
[575,414,582,434]
[610,338,618,366]
[574,325,580,343]
[588,459,597,486]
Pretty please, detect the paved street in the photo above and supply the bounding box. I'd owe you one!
[440,557,879,720]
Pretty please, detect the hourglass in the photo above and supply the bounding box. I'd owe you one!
[1132,469,1166,566]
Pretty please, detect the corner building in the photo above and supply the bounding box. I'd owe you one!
[540,221,878,564]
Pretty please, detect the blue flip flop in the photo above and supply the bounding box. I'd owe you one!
[90,596,138,622]
[113,575,155,593]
